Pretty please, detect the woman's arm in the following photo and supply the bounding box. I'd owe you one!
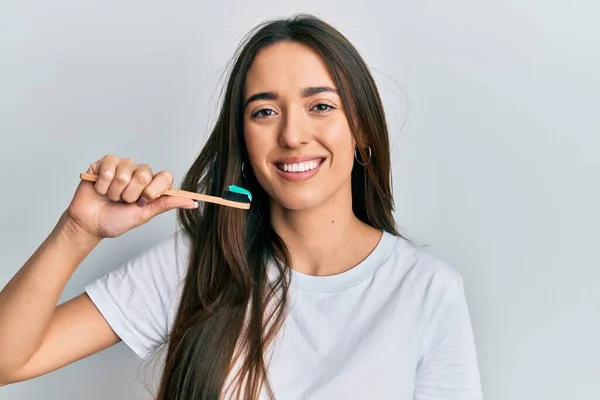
[0,155,197,386]
[0,214,120,385]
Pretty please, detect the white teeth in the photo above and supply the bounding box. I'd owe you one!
[278,160,321,172]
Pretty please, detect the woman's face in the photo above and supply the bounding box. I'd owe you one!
[243,41,356,211]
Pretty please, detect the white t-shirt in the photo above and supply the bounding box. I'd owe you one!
[85,229,483,399]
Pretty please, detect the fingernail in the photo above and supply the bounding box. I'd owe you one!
[183,201,198,209]
[137,198,148,207]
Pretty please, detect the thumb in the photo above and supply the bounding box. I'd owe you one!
[141,195,198,220]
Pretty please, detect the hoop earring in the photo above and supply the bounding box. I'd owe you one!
[354,146,372,166]
[241,162,247,179]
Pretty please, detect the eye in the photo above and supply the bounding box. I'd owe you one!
[311,103,335,113]
[251,108,277,119]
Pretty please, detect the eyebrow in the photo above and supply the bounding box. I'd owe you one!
[244,86,339,108]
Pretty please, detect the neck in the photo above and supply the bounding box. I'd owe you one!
[270,185,382,276]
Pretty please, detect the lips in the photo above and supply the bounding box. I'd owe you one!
[271,156,326,182]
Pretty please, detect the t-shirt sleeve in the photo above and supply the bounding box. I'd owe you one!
[414,275,484,400]
[84,229,191,359]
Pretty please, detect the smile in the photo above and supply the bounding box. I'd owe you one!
[272,157,326,182]
[275,159,323,172]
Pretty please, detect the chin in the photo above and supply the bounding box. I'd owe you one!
[269,188,330,211]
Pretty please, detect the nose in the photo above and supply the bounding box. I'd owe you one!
[278,108,312,148]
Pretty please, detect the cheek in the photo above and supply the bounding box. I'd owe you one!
[243,123,278,190]
[318,118,356,166]
[243,124,269,162]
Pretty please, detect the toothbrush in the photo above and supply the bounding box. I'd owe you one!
[79,172,252,210]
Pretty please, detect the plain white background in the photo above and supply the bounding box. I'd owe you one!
[1,1,598,399]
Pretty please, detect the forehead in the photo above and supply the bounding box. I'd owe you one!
[244,41,335,92]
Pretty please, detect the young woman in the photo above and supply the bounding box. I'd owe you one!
[0,14,483,400]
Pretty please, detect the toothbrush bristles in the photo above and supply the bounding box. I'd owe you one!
[222,190,251,204]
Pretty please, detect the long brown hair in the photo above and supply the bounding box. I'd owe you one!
[155,13,399,400]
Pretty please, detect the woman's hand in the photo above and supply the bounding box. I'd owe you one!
[63,155,197,242]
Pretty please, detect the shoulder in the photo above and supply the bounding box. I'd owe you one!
[382,234,466,314]
[123,227,193,280]
[389,234,464,290]
[384,234,475,340]
[85,227,194,316]
[83,228,194,358]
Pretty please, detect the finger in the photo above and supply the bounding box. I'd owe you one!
[106,158,136,202]
[137,170,174,207]
[86,162,98,174]
[94,155,119,196]
[121,163,153,204]
[141,195,198,222]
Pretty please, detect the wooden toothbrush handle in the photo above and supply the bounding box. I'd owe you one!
[79,172,249,209]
